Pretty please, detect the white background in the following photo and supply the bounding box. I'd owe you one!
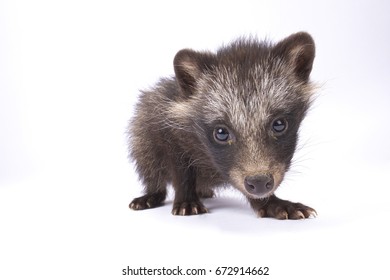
[1,0,390,279]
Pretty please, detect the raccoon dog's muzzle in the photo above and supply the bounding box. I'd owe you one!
[244,173,274,197]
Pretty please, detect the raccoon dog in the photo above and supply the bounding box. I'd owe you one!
[128,32,317,219]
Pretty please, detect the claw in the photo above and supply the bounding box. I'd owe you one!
[276,210,288,220]
[172,201,208,216]
[129,202,141,210]
[295,210,305,219]
[308,209,318,218]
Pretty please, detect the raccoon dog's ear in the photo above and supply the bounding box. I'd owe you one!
[273,32,315,81]
[174,49,216,96]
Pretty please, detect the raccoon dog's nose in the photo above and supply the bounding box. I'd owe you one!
[244,174,274,196]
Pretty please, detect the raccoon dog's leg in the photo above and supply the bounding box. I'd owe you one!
[249,195,317,220]
[171,165,208,216]
[197,188,215,199]
[129,164,168,210]
[195,175,215,199]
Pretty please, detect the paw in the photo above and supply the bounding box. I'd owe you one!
[172,201,208,216]
[129,193,165,210]
[255,198,317,220]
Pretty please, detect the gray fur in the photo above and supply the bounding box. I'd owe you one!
[128,32,317,219]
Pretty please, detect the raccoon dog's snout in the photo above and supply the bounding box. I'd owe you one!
[244,174,274,197]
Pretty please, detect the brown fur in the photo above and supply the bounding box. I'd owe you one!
[128,32,317,219]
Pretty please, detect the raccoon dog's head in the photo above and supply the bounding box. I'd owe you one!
[172,32,316,199]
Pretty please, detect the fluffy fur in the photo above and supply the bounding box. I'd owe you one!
[128,32,317,219]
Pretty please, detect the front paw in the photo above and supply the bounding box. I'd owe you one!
[129,192,166,210]
[172,201,208,216]
[251,196,317,220]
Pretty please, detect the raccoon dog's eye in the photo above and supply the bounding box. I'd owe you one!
[213,127,230,143]
[272,118,288,134]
